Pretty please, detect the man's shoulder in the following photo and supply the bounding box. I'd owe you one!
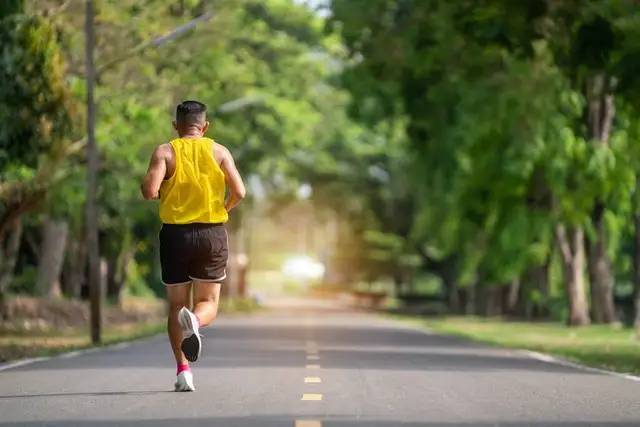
[212,141,231,166]
[153,143,174,159]
[213,141,231,156]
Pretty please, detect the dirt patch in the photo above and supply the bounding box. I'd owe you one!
[0,296,166,363]
[0,295,260,363]
[1,296,165,333]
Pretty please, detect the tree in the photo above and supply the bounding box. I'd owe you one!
[0,2,76,314]
[329,0,640,324]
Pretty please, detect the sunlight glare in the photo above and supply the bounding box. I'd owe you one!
[281,255,325,281]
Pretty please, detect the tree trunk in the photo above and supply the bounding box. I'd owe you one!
[587,202,617,323]
[555,224,590,326]
[236,254,248,298]
[107,248,133,306]
[474,278,493,316]
[483,285,502,316]
[225,225,240,299]
[106,255,123,305]
[506,278,520,315]
[446,280,461,313]
[441,258,461,313]
[0,217,23,319]
[62,234,86,298]
[633,184,640,333]
[36,218,69,298]
[465,277,477,315]
[522,259,550,319]
[586,74,617,324]
[100,257,108,301]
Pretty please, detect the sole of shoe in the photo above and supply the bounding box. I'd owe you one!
[179,309,201,362]
[181,333,201,362]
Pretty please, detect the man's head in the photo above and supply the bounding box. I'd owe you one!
[173,100,209,136]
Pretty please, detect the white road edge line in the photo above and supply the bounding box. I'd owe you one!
[388,316,640,384]
[0,334,157,372]
[0,357,49,372]
[521,350,640,382]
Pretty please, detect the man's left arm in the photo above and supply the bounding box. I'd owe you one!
[220,146,246,211]
[141,146,167,200]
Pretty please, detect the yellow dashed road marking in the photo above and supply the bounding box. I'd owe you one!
[301,393,323,401]
[306,364,320,369]
[294,420,322,427]
[304,376,322,383]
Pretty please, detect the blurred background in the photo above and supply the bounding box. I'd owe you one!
[2,0,640,372]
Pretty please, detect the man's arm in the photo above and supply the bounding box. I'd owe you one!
[141,145,168,200]
[219,146,246,211]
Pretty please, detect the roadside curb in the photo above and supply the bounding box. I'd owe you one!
[385,314,640,384]
[521,349,640,383]
[0,333,163,373]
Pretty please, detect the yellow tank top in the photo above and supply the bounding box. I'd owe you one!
[159,137,228,224]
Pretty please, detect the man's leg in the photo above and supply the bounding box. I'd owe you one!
[166,282,191,365]
[192,281,222,327]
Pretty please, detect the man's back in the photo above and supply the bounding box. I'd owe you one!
[159,137,228,225]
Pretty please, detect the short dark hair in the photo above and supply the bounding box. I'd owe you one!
[175,100,207,125]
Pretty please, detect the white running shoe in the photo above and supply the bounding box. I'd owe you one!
[178,307,202,362]
[174,370,195,392]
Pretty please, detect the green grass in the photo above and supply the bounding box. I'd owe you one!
[0,306,257,363]
[393,315,640,375]
[0,321,166,363]
[219,296,262,313]
[0,296,262,364]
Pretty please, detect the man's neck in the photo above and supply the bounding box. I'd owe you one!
[179,133,203,139]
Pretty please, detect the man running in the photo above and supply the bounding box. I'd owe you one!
[141,100,246,391]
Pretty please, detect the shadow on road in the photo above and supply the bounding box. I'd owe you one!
[16,323,594,375]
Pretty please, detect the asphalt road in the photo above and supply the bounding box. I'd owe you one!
[1,299,639,427]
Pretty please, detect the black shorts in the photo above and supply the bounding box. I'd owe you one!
[159,223,228,285]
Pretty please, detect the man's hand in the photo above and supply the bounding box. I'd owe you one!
[219,146,246,211]
[141,145,169,200]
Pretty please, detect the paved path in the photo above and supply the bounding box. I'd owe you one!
[1,301,639,426]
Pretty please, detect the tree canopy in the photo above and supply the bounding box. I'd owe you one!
[3,0,640,328]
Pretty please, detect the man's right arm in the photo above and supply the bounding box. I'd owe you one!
[141,145,168,200]
[219,146,246,211]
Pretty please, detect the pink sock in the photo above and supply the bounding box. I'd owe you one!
[177,362,190,375]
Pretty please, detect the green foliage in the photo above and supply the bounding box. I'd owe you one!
[18,0,367,296]
[0,0,24,18]
[0,12,73,175]
[7,0,640,327]
[407,316,640,375]
[331,0,640,322]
